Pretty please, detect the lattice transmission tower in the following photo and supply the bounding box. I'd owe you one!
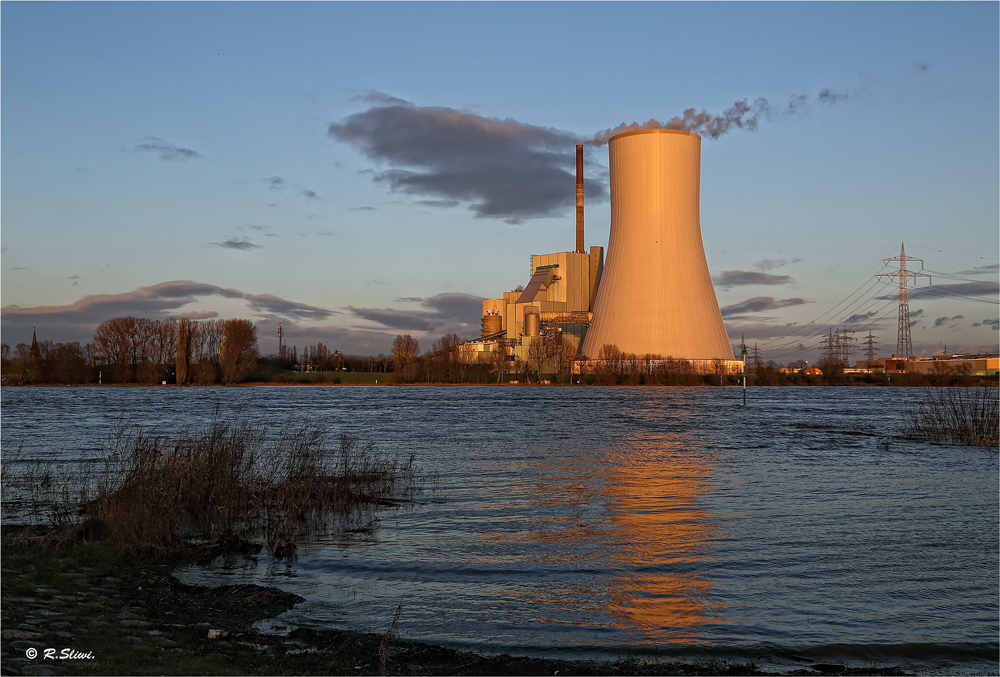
[876,243,930,358]
[865,330,878,363]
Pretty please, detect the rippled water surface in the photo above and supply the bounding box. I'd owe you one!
[3,385,997,673]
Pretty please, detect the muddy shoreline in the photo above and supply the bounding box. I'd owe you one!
[1,531,913,677]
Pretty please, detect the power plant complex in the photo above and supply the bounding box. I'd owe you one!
[461,128,742,373]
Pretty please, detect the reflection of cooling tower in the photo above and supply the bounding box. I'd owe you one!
[580,129,732,360]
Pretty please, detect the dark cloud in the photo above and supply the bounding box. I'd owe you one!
[212,237,261,251]
[265,176,285,190]
[1,281,335,345]
[713,270,794,287]
[243,293,334,321]
[720,296,809,318]
[910,281,999,299]
[972,318,999,330]
[347,293,483,336]
[755,257,801,271]
[956,264,999,275]
[356,90,411,107]
[934,315,964,328]
[301,189,320,201]
[844,311,879,325]
[133,136,201,161]
[328,95,607,223]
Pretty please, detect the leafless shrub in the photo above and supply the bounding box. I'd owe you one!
[908,386,999,448]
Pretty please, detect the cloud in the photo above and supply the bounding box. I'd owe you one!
[754,257,801,271]
[713,270,794,287]
[956,264,999,276]
[265,176,285,191]
[844,311,880,325]
[347,293,483,336]
[910,281,999,299]
[720,296,809,318]
[212,237,261,251]
[933,314,964,328]
[132,136,201,161]
[328,95,607,223]
[301,189,320,201]
[972,318,999,330]
[256,319,400,357]
[1,281,335,345]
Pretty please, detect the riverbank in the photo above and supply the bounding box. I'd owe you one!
[1,528,912,677]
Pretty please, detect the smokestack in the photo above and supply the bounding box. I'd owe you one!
[580,129,731,360]
[576,144,584,253]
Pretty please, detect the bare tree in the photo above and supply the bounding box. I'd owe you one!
[526,338,547,382]
[392,334,419,383]
[490,341,509,383]
[176,318,193,386]
[219,319,259,384]
[554,335,577,383]
[432,333,461,382]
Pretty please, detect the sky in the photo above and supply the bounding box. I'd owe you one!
[2,2,998,363]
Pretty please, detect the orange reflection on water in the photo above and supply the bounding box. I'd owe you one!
[524,432,726,642]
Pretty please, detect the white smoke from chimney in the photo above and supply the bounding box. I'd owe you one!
[587,98,769,145]
[587,87,853,146]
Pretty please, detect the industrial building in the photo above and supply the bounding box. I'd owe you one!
[856,354,999,376]
[461,129,742,376]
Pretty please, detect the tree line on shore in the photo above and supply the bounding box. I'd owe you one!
[2,317,992,387]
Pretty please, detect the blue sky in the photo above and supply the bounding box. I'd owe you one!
[2,2,997,361]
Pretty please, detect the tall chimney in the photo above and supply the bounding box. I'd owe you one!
[576,144,584,253]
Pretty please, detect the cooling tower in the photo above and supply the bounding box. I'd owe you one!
[579,129,732,360]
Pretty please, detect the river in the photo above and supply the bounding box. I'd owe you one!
[2,385,997,674]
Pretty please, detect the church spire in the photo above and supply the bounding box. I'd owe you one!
[28,325,40,362]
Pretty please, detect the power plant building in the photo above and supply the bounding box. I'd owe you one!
[463,131,740,374]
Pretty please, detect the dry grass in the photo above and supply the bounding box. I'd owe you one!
[378,600,404,675]
[908,386,999,448]
[3,414,416,555]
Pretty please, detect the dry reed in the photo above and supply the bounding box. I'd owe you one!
[908,386,999,448]
[4,413,416,555]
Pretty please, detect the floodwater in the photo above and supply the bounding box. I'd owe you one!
[2,385,997,674]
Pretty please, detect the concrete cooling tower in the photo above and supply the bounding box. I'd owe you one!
[580,129,732,360]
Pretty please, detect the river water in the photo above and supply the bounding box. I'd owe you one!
[2,385,997,674]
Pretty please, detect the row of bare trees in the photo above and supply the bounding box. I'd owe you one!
[1,341,93,384]
[590,344,725,386]
[92,317,259,385]
[1,318,259,385]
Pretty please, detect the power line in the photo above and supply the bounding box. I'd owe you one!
[905,242,1000,261]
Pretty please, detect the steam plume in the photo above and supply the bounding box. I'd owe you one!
[588,87,850,145]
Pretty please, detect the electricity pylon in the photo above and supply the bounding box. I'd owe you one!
[877,243,930,358]
[865,330,878,363]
